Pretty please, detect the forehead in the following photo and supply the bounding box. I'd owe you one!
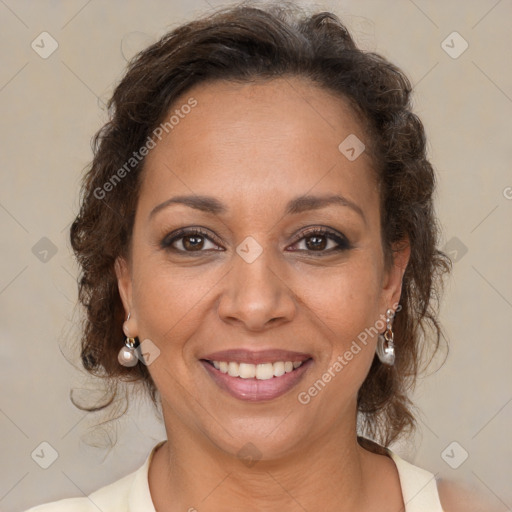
[139,77,377,219]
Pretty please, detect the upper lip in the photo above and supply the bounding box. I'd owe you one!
[201,349,313,364]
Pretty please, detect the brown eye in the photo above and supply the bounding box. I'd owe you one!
[305,234,328,251]
[161,228,223,253]
[182,234,206,251]
[289,227,351,254]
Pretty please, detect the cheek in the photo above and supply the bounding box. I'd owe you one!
[130,259,216,344]
[297,252,382,332]
[299,254,381,378]
[129,261,218,395]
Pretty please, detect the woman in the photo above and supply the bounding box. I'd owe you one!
[27,2,487,511]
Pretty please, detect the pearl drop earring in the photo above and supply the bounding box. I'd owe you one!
[118,313,139,367]
[376,308,395,366]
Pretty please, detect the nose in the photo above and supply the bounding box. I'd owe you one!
[217,246,297,331]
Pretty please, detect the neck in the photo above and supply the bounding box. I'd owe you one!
[148,409,394,512]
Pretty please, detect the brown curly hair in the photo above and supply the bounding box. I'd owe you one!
[70,1,451,449]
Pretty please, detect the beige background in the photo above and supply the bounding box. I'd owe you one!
[1,0,511,510]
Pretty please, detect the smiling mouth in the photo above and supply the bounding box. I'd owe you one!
[203,359,308,379]
[200,356,313,402]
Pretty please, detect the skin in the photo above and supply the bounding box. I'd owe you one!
[116,77,411,512]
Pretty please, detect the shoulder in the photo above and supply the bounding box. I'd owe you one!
[23,468,137,512]
[387,451,444,510]
[389,451,502,512]
[24,497,97,512]
[437,479,503,512]
[25,440,164,512]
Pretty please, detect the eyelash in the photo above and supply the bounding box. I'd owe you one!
[160,226,351,255]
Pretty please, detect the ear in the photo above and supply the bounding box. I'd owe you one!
[115,256,134,319]
[380,238,410,311]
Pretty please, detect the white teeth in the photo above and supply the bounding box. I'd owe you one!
[228,361,239,377]
[256,363,274,380]
[273,361,285,377]
[239,363,256,379]
[211,360,305,379]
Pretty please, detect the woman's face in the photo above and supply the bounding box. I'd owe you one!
[117,77,408,459]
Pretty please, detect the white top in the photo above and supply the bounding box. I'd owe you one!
[26,441,444,511]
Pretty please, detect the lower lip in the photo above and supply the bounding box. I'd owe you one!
[201,359,313,402]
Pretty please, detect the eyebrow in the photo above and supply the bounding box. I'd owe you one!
[149,193,366,224]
